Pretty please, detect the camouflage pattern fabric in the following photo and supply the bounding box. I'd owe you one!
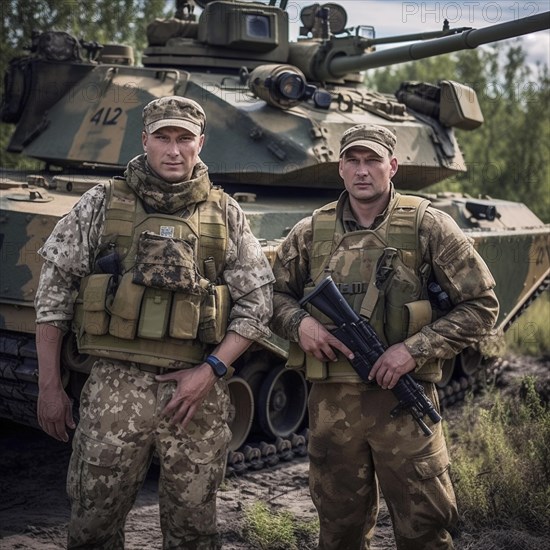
[35,155,274,548]
[67,359,231,550]
[271,191,499,364]
[308,382,457,550]
[271,189,498,549]
[125,154,211,214]
[35,162,274,341]
[132,230,203,293]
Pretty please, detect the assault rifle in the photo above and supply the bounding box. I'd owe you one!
[299,276,442,436]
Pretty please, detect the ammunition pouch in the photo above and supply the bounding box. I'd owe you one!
[74,272,231,366]
[80,274,118,336]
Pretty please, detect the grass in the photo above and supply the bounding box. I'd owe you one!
[241,501,319,550]
[234,294,550,549]
[450,376,550,541]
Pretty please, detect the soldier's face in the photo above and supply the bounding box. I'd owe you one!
[339,147,397,204]
[142,126,204,183]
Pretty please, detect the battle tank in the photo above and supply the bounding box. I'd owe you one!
[1,0,549,471]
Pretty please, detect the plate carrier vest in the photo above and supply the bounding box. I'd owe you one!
[292,193,442,383]
[73,178,229,369]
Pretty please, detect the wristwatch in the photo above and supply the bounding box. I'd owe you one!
[204,354,228,378]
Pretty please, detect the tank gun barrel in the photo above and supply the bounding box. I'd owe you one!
[329,11,550,77]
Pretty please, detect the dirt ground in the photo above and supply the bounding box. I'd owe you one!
[0,354,548,550]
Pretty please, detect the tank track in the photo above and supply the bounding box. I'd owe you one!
[1,275,547,475]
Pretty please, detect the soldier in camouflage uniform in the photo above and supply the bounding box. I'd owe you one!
[35,96,274,549]
[270,124,499,550]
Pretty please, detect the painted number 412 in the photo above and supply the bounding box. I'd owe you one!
[90,107,122,126]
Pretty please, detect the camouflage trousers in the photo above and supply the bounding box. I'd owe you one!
[308,381,458,550]
[66,359,231,550]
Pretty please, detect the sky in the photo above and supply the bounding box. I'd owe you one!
[216,0,550,68]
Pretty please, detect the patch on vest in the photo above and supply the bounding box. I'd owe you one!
[159,226,175,238]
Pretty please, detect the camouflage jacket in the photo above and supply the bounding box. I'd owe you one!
[271,190,499,369]
[35,180,274,343]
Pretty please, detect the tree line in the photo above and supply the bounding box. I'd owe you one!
[365,45,550,222]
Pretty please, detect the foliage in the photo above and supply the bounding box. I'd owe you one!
[242,501,319,550]
[450,377,550,535]
[365,45,550,222]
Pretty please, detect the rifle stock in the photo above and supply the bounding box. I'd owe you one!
[299,276,442,436]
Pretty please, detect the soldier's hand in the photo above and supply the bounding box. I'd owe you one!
[298,316,354,363]
[37,388,75,442]
[368,342,416,389]
[156,363,217,429]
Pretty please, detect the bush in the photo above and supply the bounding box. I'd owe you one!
[451,377,550,536]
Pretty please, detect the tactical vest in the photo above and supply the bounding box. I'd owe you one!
[293,193,442,383]
[73,178,230,369]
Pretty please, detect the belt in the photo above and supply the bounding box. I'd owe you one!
[128,362,173,375]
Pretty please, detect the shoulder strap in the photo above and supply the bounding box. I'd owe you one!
[387,193,430,271]
[310,201,340,281]
[102,178,137,257]
[196,186,228,281]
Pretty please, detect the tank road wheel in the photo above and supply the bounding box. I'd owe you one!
[458,347,483,376]
[257,364,308,439]
[436,357,456,389]
[227,376,254,451]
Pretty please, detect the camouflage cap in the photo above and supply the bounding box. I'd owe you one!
[339,124,396,157]
[143,96,206,136]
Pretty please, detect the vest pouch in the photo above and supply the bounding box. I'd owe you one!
[169,292,202,340]
[404,300,433,337]
[133,230,202,293]
[109,272,146,340]
[286,342,305,371]
[304,355,328,381]
[198,285,230,345]
[81,274,117,336]
[384,264,422,345]
[137,288,172,340]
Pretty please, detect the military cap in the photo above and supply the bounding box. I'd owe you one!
[339,124,396,157]
[143,96,206,136]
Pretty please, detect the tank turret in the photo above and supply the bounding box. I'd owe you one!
[1,1,549,469]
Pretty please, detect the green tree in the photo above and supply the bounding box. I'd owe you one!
[365,44,550,222]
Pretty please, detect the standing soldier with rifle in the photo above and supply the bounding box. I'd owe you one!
[270,124,499,549]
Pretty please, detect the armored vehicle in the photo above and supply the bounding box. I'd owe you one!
[1,0,549,469]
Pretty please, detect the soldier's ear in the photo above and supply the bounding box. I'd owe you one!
[142,131,148,151]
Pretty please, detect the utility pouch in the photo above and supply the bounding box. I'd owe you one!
[305,356,328,381]
[384,264,422,344]
[286,342,306,371]
[109,272,146,340]
[133,230,202,293]
[81,274,117,335]
[137,288,172,340]
[169,292,202,340]
[404,300,433,337]
[198,284,230,344]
